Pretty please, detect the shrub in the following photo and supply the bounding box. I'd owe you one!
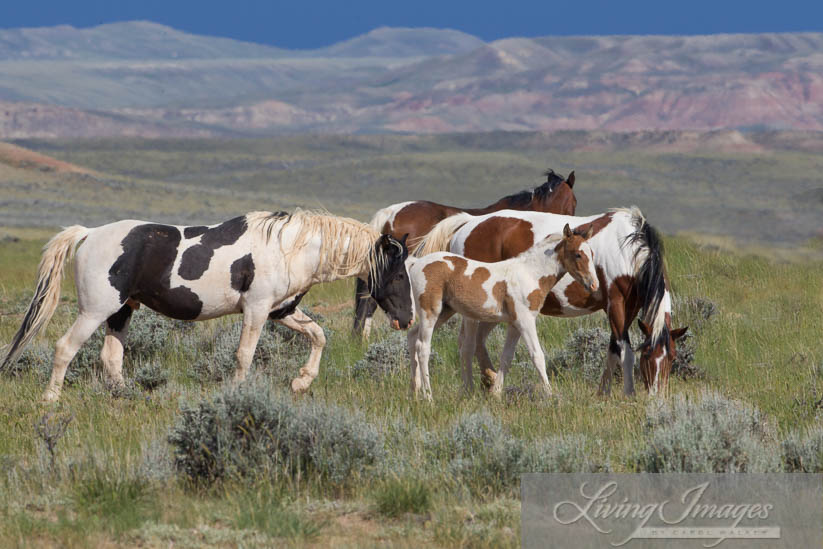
[350,330,410,379]
[168,382,385,484]
[374,477,431,517]
[547,327,610,383]
[673,295,718,332]
[430,412,607,496]
[634,391,780,472]
[134,362,168,392]
[782,425,823,472]
[191,319,316,383]
[351,330,440,379]
[124,309,174,360]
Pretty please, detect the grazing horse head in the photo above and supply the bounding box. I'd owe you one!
[368,233,413,330]
[637,319,688,395]
[554,223,598,293]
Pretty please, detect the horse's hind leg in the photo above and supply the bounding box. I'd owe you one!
[460,319,478,394]
[99,303,134,390]
[472,321,498,389]
[43,313,105,402]
[276,308,327,393]
[490,324,520,398]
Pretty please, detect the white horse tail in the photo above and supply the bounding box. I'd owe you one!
[1,225,90,369]
[413,212,473,257]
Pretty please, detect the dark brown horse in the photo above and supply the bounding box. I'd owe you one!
[353,170,578,337]
[415,208,687,396]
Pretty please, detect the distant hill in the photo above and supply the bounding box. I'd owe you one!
[0,21,289,60]
[1,23,822,136]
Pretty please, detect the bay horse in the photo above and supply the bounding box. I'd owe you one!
[407,224,597,400]
[1,210,414,402]
[353,169,577,338]
[416,207,687,396]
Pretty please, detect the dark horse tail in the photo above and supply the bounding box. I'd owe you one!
[625,208,669,346]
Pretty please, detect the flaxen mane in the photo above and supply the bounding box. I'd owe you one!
[248,209,389,284]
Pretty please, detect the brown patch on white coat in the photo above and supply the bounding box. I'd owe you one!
[419,207,685,397]
[406,224,597,400]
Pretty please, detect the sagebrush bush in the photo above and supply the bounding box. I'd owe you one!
[124,309,174,359]
[547,327,610,382]
[634,391,780,472]
[429,412,607,496]
[168,382,385,484]
[782,425,823,472]
[673,295,718,332]
[191,319,314,383]
[351,330,440,379]
[134,362,168,391]
[351,331,409,379]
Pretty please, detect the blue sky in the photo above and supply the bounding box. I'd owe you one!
[4,0,822,49]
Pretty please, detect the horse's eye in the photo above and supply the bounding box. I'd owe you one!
[575,252,582,259]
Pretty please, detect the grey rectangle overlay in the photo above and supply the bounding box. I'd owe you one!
[522,474,821,548]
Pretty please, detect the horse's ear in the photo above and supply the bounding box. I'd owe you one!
[583,224,594,240]
[567,171,575,188]
[637,319,651,337]
[671,327,689,341]
[563,223,573,238]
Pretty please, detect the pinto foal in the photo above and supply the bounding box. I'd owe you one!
[407,224,597,400]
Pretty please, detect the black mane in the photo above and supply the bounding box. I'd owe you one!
[625,219,669,354]
[503,169,567,208]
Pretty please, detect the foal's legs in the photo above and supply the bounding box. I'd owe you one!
[411,309,455,401]
[43,313,107,402]
[407,322,423,397]
[460,319,478,393]
[489,324,521,397]
[514,313,552,397]
[468,320,498,389]
[276,308,327,393]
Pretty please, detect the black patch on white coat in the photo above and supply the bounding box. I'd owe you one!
[106,303,133,332]
[230,254,255,293]
[108,224,204,320]
[269,292,306,320]
[178,216,248,281]
[184,226,208,239]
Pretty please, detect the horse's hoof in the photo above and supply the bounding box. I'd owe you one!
[41,390,60,403]
[291,377,312,393]
[480,369,497,389]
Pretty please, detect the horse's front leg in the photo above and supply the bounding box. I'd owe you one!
[515,313,553,398]
[276,308,327,393]
[407,322,423,398]
[233,304,271,383]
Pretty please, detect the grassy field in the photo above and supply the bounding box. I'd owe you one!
[5,134,823,251]
[1,134,822,547]
[0,227,822,547]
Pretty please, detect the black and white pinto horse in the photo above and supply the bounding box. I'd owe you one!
[1,210,414,402]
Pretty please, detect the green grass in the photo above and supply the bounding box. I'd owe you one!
[0,230,821,547]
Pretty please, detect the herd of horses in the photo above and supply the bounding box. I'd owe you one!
[1,169,685,402]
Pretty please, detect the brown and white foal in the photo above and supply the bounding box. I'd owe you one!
[407,224,597,400]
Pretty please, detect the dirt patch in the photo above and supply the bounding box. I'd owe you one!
[0,142,94,175]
